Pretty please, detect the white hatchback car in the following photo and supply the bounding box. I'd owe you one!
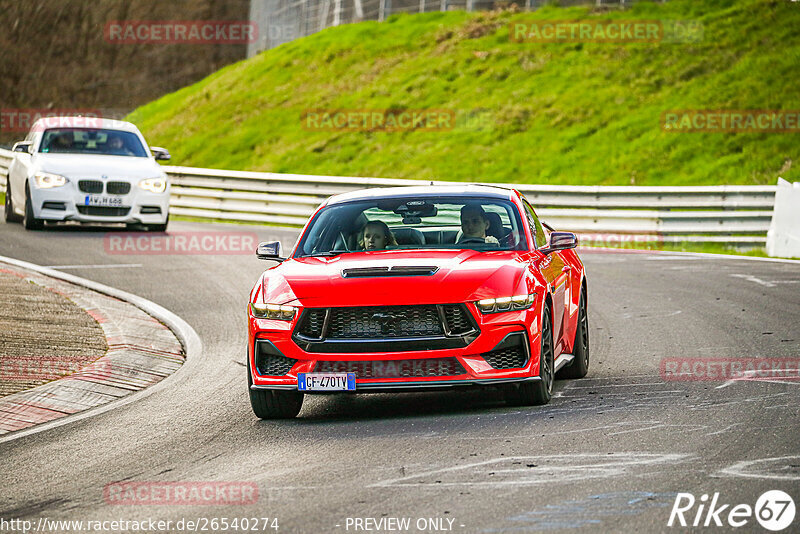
[5,116,170,231]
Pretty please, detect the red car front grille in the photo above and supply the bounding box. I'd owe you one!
[293,304,480,353]
[295,304,475,340]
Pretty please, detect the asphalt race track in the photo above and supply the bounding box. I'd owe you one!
[1,218,799,533]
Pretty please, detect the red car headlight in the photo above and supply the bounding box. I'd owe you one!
[476,293,536,314]
[250,303,297,321]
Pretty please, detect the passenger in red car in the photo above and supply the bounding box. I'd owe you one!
[359,220,397,250]
[459,204,500,244]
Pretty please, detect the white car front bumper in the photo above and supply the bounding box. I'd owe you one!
[30,180,170,225]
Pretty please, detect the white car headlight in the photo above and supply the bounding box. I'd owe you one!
[250,303,297,321]
[476,293,536,314]
[34,171,68,189]
[139,176,167,194]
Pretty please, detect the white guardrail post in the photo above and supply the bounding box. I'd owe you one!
[0,147,781,250]
[766,178,800,257]
[0,148,13,193]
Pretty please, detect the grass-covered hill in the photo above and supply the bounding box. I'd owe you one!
[130,0,800,186]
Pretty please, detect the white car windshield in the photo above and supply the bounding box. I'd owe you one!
[38,128,148,157]
[296,196,527,257]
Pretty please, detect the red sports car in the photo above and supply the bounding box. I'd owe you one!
[247,185,589,418]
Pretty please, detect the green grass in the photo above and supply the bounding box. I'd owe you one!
[582,241,800,259]
[129,0,800,186]
[581,240,768,256]
[656,242,768,257]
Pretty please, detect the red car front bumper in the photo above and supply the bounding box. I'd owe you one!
[248,303,543,392]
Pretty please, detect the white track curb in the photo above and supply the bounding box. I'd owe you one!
[0,254,202,444]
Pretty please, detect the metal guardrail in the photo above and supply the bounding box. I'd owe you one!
[165,165,776,246]
[248,0,651,57]
[0,147,778,247]
[0,148,12,188]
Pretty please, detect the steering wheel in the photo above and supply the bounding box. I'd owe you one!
[458,237,486,245]
[501,231,519,248]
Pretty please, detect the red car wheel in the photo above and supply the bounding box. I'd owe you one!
[506,305,554,406]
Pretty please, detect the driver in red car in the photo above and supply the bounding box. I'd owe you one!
[459,204,500,244]
[359,220,397,250]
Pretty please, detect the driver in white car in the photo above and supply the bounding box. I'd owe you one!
[49,133,74,152]
[106,133,134,156]
[459,204,500,245]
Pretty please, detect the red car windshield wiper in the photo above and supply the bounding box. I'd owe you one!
[302,250,348,257]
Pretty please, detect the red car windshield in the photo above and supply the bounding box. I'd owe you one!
[296,196,527,257]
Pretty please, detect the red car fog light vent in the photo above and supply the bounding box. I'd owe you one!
[482,332,529,370]
[255,339,297,376]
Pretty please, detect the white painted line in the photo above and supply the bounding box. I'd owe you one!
[642,250,800,264]
[569,382,667,388]
[46,263,143,270]
[716,369,800,389]
[719,456,800,481]
[644,256,706,261]
[556,392,683,398]
[516,421,692,438]
[606,424,668,436]
[0,254,202,444]
[571,374,663,381]
[730,273,799,288]
[715,371,765,388]
[705,423,744,436]
[370,453,691,488]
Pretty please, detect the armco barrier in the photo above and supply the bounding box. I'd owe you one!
[766,178,800,257]
[0,147,778,247]
[0,148,12,185]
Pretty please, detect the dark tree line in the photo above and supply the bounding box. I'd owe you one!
[0,0,249,141]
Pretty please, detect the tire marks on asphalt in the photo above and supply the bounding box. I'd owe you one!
[369,453,692,488]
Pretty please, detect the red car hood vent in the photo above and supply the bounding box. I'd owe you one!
[341,266,439,278]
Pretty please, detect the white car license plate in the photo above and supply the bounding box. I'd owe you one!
[297,372,356,392]
[84,195,123,207]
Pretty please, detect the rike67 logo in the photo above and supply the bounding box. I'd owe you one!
[668,491,795,531]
